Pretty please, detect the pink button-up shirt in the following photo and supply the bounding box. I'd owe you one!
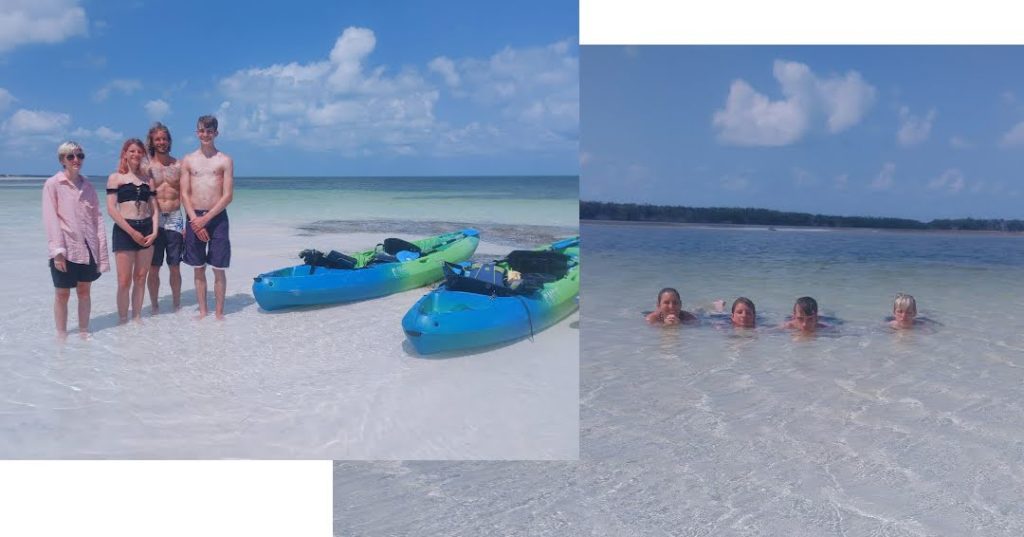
[42,171,110,272]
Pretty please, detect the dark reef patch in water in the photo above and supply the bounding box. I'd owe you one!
[296,219,578,248]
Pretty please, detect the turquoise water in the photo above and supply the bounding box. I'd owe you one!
[331,222,1024,536]
[0,176,579,459]
[581,221,1024,535]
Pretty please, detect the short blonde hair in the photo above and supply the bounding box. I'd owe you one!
[56,141,83,164]
[893,293,916,314]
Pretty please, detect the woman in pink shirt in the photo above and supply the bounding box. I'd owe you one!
[42,141,110,339]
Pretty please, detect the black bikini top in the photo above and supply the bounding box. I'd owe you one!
[107,182,153,203]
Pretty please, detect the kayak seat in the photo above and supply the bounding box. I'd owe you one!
[442,261,516,297]
[383,238,422,256]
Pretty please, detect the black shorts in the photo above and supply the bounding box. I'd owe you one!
[112,218,154,252]
[152,227,184,267]
[49,249,101,289]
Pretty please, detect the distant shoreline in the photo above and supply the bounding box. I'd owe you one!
[582,218,1024,236]
[580,201,1024,233]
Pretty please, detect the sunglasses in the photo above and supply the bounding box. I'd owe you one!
[65,153,86,161]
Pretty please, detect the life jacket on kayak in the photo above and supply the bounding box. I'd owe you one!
[443,250,573,296]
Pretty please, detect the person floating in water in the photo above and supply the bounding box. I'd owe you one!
[888,292,918,329]
[782,296,828,334]
[729,297,756,328]
[646,287,698,326]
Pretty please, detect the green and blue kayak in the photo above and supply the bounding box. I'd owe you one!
[253,229,479,311]
[402,236,579,354]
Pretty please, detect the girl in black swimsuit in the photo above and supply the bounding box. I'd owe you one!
[106,138,159,323]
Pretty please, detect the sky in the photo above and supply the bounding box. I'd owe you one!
[0,0,578,176]
[581,46,1024,221]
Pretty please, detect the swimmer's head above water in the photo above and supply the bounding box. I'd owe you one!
[890,292,917,329]
[786,296,821,333]
[731,297,756,328]
[646,287,698,326]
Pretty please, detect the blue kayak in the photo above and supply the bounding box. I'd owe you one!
[252,229,479,311]
[402,236,579,354]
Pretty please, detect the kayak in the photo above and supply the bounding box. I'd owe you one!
[402,236,579,354]
[252,229,479,311]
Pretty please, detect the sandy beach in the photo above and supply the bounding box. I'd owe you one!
[0,177,579,459]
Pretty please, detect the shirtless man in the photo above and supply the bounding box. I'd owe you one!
[181,115,234,319]
[145,122,184,312]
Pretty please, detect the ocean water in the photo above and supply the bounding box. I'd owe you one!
[0,175,579,459]
[333,221,1024,536]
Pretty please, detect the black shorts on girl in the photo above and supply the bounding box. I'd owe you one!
[112,218,154,252]
[49,248,101,288]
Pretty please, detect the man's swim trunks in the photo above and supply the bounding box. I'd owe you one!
[152,211,185,267]
[184,209,230,269]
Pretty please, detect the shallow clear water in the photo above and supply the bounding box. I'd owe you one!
[0,176,579,459]
[333,222,1024,536]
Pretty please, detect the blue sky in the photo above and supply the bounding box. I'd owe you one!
[0,0,578,176]
[581,46,1024,220]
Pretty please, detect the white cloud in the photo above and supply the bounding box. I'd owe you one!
[818,71,876,133]
[713,59,875,146]
[428,57,460,87]
[721,173,751,192]
[94,79,142,102]
[793,167,816,186]
[0,0,88,53]
[928,168,966,194]
[712,79,806,146]
[897,106,936,146]
[0,88,14,111]
[869,162,895,191]
[949,135,972,149]
[216,27,577,157]
[834,173,849,190]
[3,109,70,135]
[145,99,170,120]
[71,125,123,143]
[446,39,578,134]
[1000,121,1024,146]
[1,108,71,150]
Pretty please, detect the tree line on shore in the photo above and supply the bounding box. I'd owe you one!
[580,201,1024,232]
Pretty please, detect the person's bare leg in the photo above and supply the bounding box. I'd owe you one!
[147,266,161,314]
[131,249,154,321]
[115,251,132,324]
[54,287,70,340]
[169,264,182,311]
[75,281,92,336]
[194,267,208,319]
[213,268,226,320]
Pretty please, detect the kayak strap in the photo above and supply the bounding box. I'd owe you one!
[515,295,535,341]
